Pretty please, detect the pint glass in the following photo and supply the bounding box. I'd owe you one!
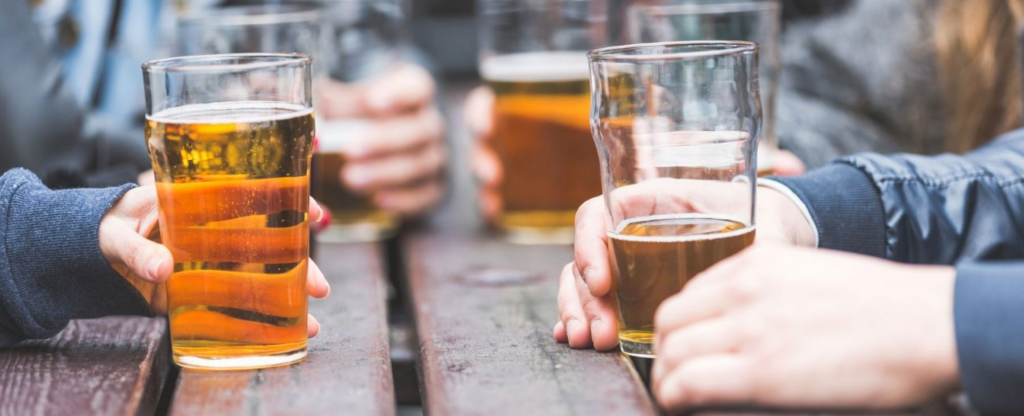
[314,0,405,242]
[143,54,314,369]
[627,1,780,175]
[589,42,760,358]
[176,2,403,243]
[478,0,607,244]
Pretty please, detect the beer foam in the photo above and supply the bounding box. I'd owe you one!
[481,52,591,82]
[148,101,313,124]
[609,213,754,243]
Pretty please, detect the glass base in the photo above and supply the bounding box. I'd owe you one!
[619,338,655,359]
[317,222,397,243]
[174,347,307,370]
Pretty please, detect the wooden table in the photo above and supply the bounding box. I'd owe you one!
[0,82,973,416]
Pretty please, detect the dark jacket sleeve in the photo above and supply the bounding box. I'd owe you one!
[0,0,149,189]
[0,169,152,347]
[773,130,1024,415]
[773,128,1024,264]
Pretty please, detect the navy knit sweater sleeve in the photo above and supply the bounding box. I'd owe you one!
[773,129,1024,415]
[0,168,152,347]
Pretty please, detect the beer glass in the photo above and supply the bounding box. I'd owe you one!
[143,54,314,369]
[314,0,405,242]
[478,0,607,244]
[627,1,780,175]
[177,2,403,243]
[590,41,760,358]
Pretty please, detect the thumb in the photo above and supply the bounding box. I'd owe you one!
[102,223,174,283]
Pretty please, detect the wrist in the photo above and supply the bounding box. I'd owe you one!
[757,185,816,247]
[905,265,960,397]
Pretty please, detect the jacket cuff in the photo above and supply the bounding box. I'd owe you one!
[0,169,152,343]
[770,163,886,258]
[954,261,1024,416]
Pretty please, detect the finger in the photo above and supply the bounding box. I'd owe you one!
[345,107,445,161]
[575,263,620,351]
[318,79,366,119]
[375,179,445,216]
[363,64,437,115]
[553,320,568,343]
[655,354,753,411]
[652,319,741,394]
[103,223,175,283]
[574,197,612,297]
[309,197,325,223]
[472,142,502,187]
[557,263,592,349]
[479,186,503,226]
[307,314,321,338]
[344,141,447,191]
[464,86,495,138]
[654,287,731,348]
[307,259,330,298]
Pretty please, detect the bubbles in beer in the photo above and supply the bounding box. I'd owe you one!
[147,101,314,365]
[608,213,754,357]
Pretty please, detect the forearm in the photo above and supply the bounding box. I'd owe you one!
[954,261,1024,415]
[774,129,1024,264]
[0,169,151,347]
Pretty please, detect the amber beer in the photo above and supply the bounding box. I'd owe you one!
[146,101,314,369]
[609,214,755,357]
[483,52,603,243]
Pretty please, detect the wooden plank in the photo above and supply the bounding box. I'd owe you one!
[168,242,395,416]
[406,233,660,416]
[0,316,169,416]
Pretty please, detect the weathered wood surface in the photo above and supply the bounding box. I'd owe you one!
[406,233,659,416]
[169,242,395,416]
[0,316,169,416]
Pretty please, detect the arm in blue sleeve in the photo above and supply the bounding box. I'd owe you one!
[773,129,1024,264]
[0,169,152,347]
[954,261,1024,416]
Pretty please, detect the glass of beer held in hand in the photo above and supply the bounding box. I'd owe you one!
[143,54,314,370]
[589,42,762,358]
[478,0,606,244]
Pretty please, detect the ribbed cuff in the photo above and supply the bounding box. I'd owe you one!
[771,163,886,258]
[0,169,151,343]
[954,261,1024,416]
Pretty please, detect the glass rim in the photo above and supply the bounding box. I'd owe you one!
[630,0,780,16]
[142,53,312,74]
[589,41,757,62]
[177,4,322,27]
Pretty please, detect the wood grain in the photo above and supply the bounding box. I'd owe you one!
[0,316,169,416]
[169,242,395,416]
[406,233,659,416]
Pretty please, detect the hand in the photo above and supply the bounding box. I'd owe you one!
[318,63,447,217]
[554,180,816,350]
[652,245,958,411]
[98,187,331,337]
[464,86,502,223]
[138,170,155,186]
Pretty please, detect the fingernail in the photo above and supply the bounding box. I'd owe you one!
[590,319,602,338]
[146,257,164,281]
[582,268,597,285]
[311,199,325,223]
[325,280,332,297]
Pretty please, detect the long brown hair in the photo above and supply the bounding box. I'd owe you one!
[935,0,1024,153]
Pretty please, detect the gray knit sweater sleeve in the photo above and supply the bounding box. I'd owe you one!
[0,169,152,347]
